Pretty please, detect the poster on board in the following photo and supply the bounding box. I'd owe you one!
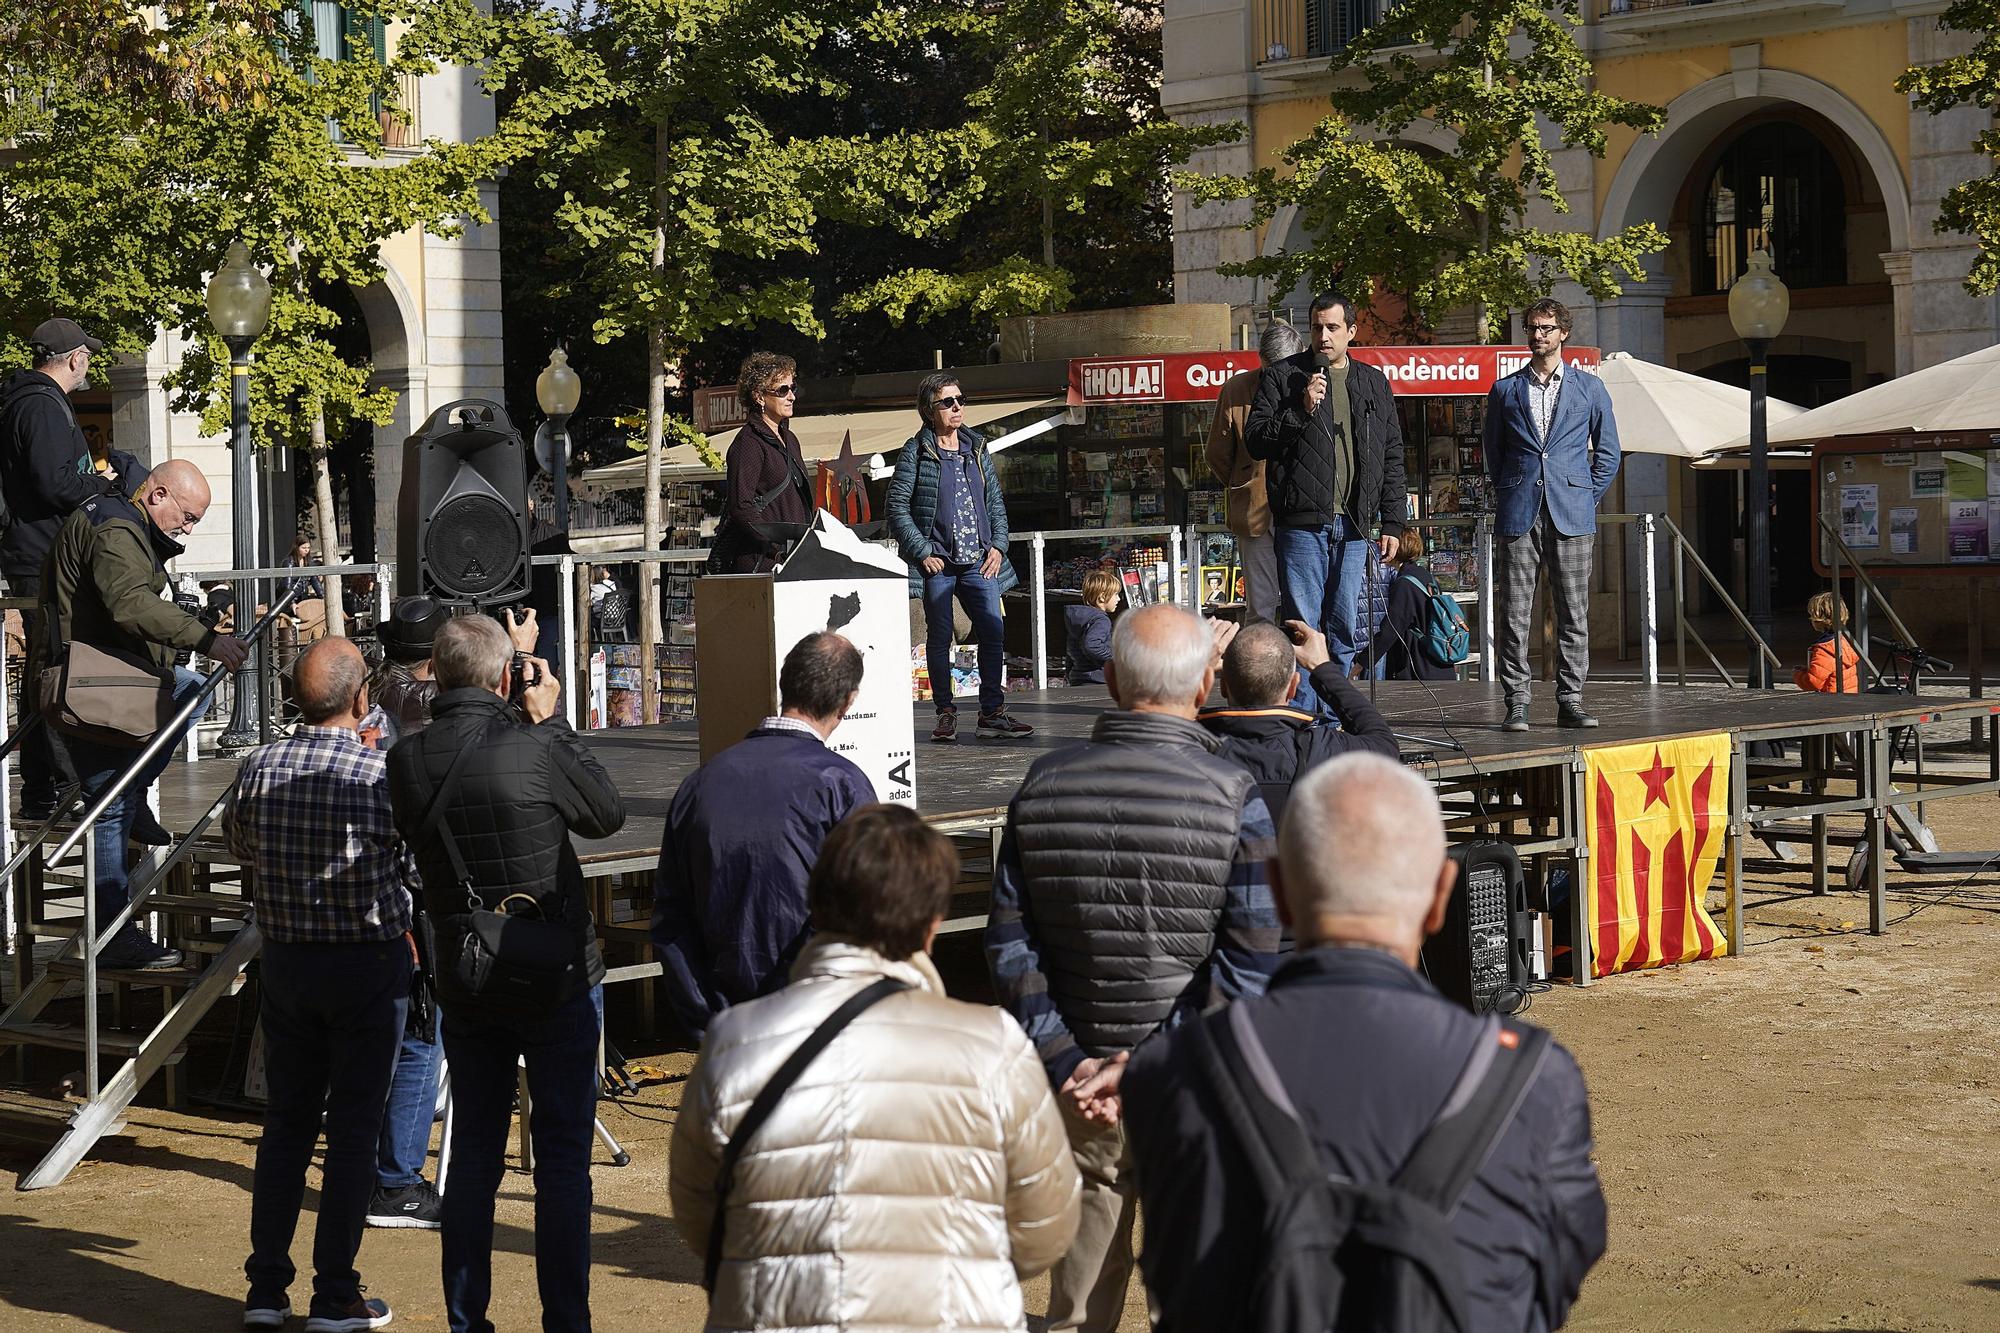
[1840,485,1880,549]
[1949,500,1989,563]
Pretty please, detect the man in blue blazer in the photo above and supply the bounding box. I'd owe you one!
[1483,299,1621,732]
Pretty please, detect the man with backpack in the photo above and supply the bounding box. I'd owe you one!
[1121,753,1606,1332]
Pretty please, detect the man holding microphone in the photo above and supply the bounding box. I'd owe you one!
[1244,292,1407,674]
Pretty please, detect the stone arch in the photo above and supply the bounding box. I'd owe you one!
[348,260,427,563]
[1598,69,1909,260]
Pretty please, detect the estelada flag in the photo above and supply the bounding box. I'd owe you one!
[1582,733,1730,978]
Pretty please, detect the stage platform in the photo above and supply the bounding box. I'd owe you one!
[117,680,2000,987]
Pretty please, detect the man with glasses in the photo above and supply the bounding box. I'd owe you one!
[0,317,148,821]
[1483,298,1622,732]
[887,371,1033,742]
[36,458,248,969]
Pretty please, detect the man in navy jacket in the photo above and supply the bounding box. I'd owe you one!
[1122,753,1608,1332]
[651,631,874,1043]
[1483,299,1621,732]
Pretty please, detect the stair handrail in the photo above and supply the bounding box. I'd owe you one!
[1651,511,1783,684]
[1816,512,1921,655]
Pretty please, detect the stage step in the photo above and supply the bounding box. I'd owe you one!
[1894,851,2000,874]
[146,892,252,919]
[0,1092,117,1147]
[0,1021,179,1063]
[42,958,242,993]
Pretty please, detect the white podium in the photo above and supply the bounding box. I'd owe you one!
[693,513,916,806]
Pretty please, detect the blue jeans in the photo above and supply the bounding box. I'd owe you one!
[1275,520,1369,673]
[69,666,204,926]
[246,938,411,1307]
[441,988,600,1333]
[922,564,1005,715]
[377,1019,443,1189]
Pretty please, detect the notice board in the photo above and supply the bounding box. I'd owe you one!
[1812,432,2000,575]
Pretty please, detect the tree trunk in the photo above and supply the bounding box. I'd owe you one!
[1040,115,1056,310]
[640,116,668,726]
[1472,59,1494,346]
[310,404,346,639]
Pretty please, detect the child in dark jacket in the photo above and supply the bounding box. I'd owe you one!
[1064,568,1121,685]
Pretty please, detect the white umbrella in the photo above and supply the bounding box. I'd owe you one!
[1736,341,2000,446]
[1591,351,1806,458]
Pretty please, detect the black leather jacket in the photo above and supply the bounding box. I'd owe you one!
[387,689,625,1015]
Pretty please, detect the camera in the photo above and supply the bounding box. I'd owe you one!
[509,650,540,706]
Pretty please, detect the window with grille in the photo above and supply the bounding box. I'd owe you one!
[1697,122,1846,294]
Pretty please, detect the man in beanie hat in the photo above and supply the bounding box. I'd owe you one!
[0,317,146,820]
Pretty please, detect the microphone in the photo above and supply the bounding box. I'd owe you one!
[1314,351,1332,376]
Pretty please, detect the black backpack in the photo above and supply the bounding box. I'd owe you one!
[1185,1001,1551,1333]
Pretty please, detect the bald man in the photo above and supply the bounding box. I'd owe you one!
[38,456,249,969]
[225,635,416,1331]
[1121,754,1608,1332]
[984,602,1285,1333]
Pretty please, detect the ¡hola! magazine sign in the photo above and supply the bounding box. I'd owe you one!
[1068,345,1602,405]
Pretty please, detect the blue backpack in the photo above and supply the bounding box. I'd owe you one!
[1402,569,1470,667]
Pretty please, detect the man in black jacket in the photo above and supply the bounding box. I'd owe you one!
[386,614,624,1333]
[1244,292,1407,676]
[1198,620,1399,820]
[0,318,145,818]
[1123,753,1608,1332]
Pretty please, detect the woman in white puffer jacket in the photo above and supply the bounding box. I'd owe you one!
[671,804,1082,1333]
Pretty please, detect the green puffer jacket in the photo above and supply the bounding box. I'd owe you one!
[33,490,217,677]
[885,426,1020,600]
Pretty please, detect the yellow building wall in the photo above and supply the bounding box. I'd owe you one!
[1591,21,1911,220]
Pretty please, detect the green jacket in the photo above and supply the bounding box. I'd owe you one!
[34,490,216,677]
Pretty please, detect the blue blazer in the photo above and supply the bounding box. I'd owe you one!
[1482,365,1622,538]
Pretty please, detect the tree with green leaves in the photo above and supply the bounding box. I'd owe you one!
[1181,0,1665,340]
[1,0,598,627]
[837,0,1234,327]
[1899,3,2000,295]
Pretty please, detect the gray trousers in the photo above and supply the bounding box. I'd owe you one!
[1044,1098,1136,1332]
[1239,531,1280,623]
[1496,510,1593,708]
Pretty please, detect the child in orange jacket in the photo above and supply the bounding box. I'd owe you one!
[1794,591,1861,693]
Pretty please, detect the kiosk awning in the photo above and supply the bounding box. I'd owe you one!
[579,396,1064,490]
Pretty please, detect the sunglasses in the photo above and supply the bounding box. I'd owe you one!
[769,383,797,398]
[1525,324,1562,336]
[930,394,965,411]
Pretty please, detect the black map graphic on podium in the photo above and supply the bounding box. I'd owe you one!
[827,591,861,632]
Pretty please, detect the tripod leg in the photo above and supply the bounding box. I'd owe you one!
[594,1115,631,1168]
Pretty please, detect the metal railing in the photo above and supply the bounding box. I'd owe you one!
[1653,512,1782,687]
[0,588,297,1102]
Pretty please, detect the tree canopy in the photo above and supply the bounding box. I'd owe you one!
[1899,1,2000,295]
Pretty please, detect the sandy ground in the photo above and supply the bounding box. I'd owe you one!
[5,794,2000,1332]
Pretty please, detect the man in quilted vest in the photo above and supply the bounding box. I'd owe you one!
[984,602,1287,1332]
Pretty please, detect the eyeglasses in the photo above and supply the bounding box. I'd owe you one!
[180,510,201,530]
[769,383,797,398]
[1525,324,1563,336]
[930,395,965,411]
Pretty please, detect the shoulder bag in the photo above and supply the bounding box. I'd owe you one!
[411,722,579,1012]
[35,586,175,749]
[706,447,812,574]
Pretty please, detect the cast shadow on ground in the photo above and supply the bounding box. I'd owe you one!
[1968,1277,2000,1293]
[0,1211,243,1333]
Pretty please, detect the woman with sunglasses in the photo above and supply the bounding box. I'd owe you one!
[886,371,1033,743]
[713,351,814,574]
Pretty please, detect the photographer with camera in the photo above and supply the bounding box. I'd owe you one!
[386,613,624,1333]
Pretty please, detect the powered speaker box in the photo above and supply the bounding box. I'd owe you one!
[397,399,532,606]
[1422,840,1532,1014]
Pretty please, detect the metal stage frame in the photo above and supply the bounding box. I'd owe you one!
[15,683,1998,1014]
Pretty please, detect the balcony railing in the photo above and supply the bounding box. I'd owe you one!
[1256,0,1393,65]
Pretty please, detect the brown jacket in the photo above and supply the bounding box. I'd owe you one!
[1204,368,1267,538]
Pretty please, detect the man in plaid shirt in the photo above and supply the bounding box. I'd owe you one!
[226,637,416,1333]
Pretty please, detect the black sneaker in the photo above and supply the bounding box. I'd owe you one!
[98,929,183,971]
[244,1295,291,1328]
[977,710,1034,739]
[365,1180,442,1230]
[19,800,56,825]
[303,1292,392,1333]
[930,709,958,744]
[129,807,173,847]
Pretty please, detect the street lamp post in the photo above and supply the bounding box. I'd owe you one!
[207,241,272,750]
[1728,249,1790,689]
[536,346,582,686]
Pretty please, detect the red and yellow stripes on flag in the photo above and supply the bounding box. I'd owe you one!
[1582,733,1731,978]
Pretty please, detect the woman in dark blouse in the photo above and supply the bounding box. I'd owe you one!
[1373,526,1457,682]
[714,351,813,574]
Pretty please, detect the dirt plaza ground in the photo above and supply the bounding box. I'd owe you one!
[3,792,1999,1332]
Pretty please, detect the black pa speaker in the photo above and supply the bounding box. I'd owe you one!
[1421,841,1533,1015]
[397,399,531,606]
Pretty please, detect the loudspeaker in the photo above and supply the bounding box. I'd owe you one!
[1421,841,1532,1015]
[397,399,531,606]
